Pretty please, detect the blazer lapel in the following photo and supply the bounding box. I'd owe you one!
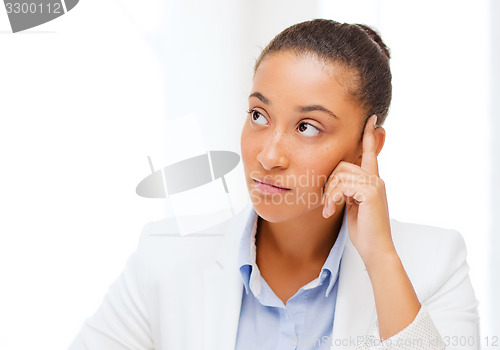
[331,234,377,349]
[202,204,253,350]
[203,267,243,350]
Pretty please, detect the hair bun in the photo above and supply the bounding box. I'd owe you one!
[355,24,391,59]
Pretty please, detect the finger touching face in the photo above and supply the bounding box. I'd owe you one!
[240,51,368,222]
[355,115,386,171]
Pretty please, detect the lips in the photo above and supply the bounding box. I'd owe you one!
[253,179,290,191]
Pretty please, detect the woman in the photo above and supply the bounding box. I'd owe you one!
[69,19,479,350]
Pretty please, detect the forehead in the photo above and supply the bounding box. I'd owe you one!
[251,52,363,118]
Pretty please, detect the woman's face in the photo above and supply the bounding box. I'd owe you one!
[240,51,367,223]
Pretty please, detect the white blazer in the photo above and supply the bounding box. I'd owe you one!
[69,204,480,350]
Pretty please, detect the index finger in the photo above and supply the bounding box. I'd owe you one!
[361,114,379,176]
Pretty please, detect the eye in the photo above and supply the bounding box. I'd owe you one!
[248,109,268,125]
[298,122,320,136]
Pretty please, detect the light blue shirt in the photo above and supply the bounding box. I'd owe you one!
[235,208,348,350]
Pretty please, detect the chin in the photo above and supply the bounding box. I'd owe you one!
[251,201,290,223]
[250,197,321,223]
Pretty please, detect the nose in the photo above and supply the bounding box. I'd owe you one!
[256,130,289,170]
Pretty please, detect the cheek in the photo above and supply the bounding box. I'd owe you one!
[292,152,337,191]
[321,132,362,165]
[294,143,350,190]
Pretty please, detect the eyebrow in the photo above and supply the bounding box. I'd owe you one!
[249,92,270,105]
[249,92,339,119]
[298,105,339,119]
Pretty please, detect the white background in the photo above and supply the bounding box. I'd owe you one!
[0,1,497,349]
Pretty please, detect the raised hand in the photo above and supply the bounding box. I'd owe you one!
[322,114,395,265]
[322,114,421,340]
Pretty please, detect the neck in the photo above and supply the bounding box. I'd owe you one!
[256,204,345,267]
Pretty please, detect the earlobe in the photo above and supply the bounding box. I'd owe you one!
[375,126,386,156]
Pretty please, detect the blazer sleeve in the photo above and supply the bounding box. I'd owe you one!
[67,251,154,350]
[356,229,480,350]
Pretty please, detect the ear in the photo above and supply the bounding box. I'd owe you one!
[354,126,386,166]
[373,126,386,156]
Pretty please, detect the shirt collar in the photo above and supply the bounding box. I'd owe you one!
[238,208,259,295]
[238,207,348,298]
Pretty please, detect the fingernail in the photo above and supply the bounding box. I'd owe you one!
[328,203,336,216]
[373,115,378,127]
[325,199,335,217]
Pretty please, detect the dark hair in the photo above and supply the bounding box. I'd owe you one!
[254,19,392,126]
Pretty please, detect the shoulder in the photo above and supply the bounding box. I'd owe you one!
[389,218,469,300]
[390,218,467,256]
[132,204,253,279]
[133,216,227,278]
